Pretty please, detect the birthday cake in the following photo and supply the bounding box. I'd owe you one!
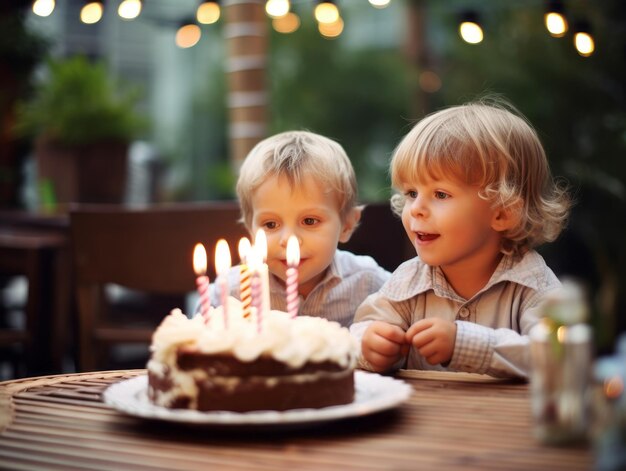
[147,299,358,412]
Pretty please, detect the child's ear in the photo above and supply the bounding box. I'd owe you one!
[491,199,522,233]
[338,206,362,243]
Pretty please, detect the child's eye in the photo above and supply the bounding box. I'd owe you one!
[263,221,278,230]
[434,191,450,200]
[303,217,319,226]
[404,190,418,199]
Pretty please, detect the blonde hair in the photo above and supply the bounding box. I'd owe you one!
[390,98,571,255]
[236,130,358,229]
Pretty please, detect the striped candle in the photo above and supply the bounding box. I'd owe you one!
[215,239,232,330]
[286,235,300,318]
[254,229,271,316]
[251,271,262,332]
[238,238,252,318]
[192,243,211,321]
[248,246,263,332]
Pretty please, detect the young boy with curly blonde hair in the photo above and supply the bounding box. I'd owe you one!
[350,99,571,378]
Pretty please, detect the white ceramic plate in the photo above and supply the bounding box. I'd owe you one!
[103,371,412,428]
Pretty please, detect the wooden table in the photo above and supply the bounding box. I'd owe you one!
[0,370,592,470]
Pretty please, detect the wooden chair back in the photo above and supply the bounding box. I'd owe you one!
[340,202,413,272]
[70,202,246,371]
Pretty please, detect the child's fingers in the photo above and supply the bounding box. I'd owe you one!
[372,321,406,344]
[362,349,399,372]
[399,343,410,357]
[414,337,437,358]
[409,326,435,350]
[405,319,433,342]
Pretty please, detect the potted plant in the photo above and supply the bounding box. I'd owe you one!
[15,55,147,205]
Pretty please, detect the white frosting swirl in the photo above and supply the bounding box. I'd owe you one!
[150,297,358,369]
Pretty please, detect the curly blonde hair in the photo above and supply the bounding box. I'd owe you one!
[236,130,358,230]
[390,98,571,256]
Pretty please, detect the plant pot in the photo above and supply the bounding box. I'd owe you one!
[35,135,128,204]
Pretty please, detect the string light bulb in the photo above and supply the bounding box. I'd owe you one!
[318,15,343,38]
[197,1,220,25]
[176,21,202,49]
[545,0,568,37]
[459,11,483,44]
[315,0,339,25]
[118,0,142,20]
[266,0,290,18]
[272,12,300,34]
[573,20,594,57]
[368,0,391,8]
[32,0,55,17]
[80,1,103,24]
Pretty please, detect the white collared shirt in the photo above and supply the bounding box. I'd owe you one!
[350,250,562,379]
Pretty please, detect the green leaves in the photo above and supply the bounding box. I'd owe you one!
[15,55,147,146]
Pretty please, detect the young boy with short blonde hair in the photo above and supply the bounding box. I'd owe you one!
[215,130,390,326]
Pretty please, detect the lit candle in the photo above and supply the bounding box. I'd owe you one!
[254,229,272,316]
[238,237,252,318]
[286,235,300,318]
[215,239,232,329]
[192,243,211,320]
[247,245,263,332]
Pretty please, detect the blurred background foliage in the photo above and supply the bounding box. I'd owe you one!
[269,18,413,200]
[2,0,625,350]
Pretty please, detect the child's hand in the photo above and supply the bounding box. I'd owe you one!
[361,321,409,373]
[405,318,457,366]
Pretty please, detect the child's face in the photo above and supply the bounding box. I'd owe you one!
[400,175,503,278]
[249,174,355,298]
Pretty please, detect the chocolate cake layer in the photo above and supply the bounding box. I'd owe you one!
[176,350,345,376]
[194,372,354,412]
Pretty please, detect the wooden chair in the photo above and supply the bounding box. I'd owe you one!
[70,202,247,372]
[0,228,69,378]
[340,201,413,272]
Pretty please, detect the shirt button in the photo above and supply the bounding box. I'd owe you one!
[459,307,470,318]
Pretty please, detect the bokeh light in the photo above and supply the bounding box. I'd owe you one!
[176,24,202,48]
[118,0,142,20]
[197,2,220,25]
[33,0,55,17]
[318,16,344,39]
[80,2,103,24]
[273,12,300,34]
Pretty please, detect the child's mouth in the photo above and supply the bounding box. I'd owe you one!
[416,232,439,242]
[280,258,305,267]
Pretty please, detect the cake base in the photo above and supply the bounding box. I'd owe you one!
[148,350,355,412]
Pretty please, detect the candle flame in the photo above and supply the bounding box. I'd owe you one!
[215,239,232,276]
[247,244,261,271]
[254,229,268,261]
[286,235,300,266]
[238,237,251,262]
[193,243,207,275]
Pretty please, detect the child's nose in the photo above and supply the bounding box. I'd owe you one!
[279,230,302,248]
[279,230,291,248]
[410,196,428,217]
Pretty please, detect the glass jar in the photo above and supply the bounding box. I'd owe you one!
[529,280,592,445]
